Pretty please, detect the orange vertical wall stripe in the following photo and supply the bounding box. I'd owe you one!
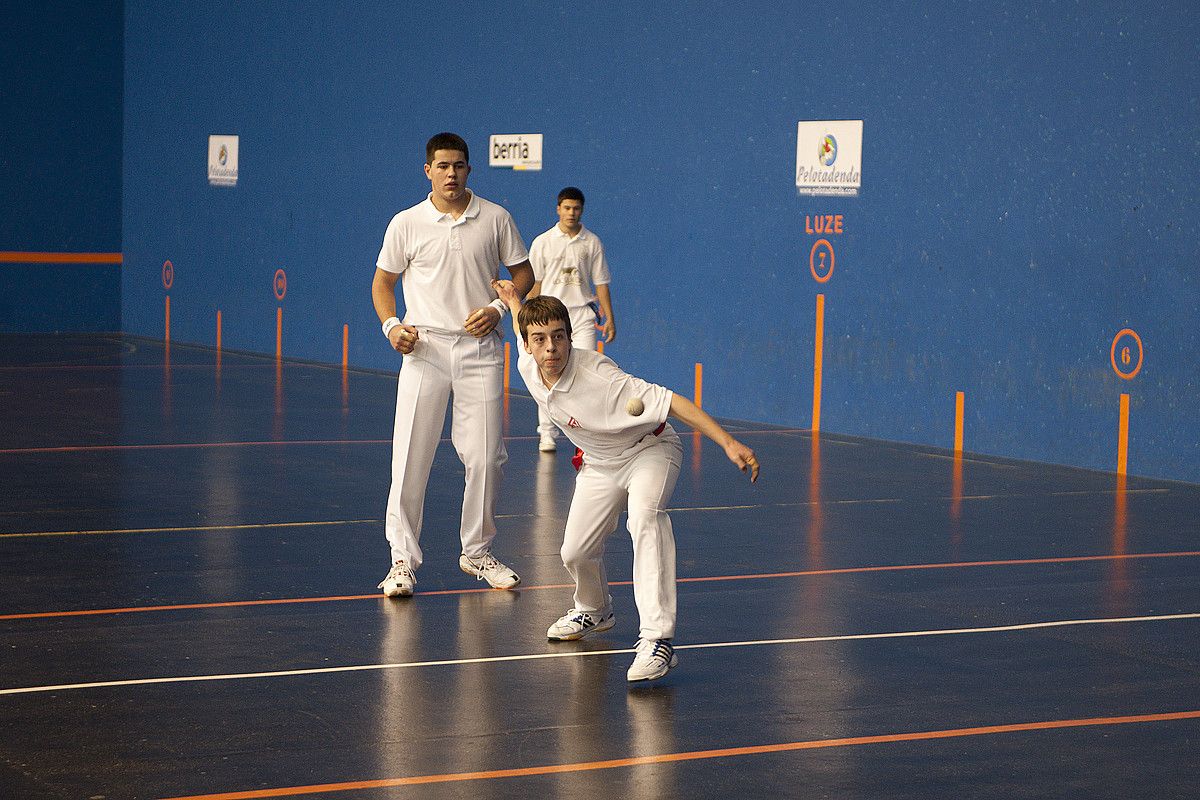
[1117,393,1130,475]
[216,310,223,351]
[954,391,965,454]
[812,294,825,433]
[694,363,703,408]
[342,324,349,368]
[0,251,122,264]
[275,308,282,360]
[164,297,171,343]
[503,342,511,392]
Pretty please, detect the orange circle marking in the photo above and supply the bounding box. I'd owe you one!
[273,268,287,301]
[1110,328,1143,380]
[161,260,174,290]
[809,239,834,283]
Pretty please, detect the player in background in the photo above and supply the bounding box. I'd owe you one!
[526,187,616,452]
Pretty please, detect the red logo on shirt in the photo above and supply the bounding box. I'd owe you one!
[566,417,582,428]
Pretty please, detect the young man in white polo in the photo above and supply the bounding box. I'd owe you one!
[493,282,760,682]
[371,132,534,597]
[526,187,616,452]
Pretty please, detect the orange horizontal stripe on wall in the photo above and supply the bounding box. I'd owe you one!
[0,251,123,264]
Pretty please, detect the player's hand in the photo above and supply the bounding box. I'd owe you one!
[600,318,616,344]
[388,324,419,354]
[725,440,759,482]
[464,305,501,338]
[491,279,519,309]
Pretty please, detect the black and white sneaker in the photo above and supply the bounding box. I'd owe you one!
[458,551,521,589]
[626,638,678,682]
[547,608,616,641]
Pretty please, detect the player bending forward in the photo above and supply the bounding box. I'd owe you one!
[493,280,759,682]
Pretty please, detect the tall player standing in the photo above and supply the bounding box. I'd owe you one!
[371,132,534,597]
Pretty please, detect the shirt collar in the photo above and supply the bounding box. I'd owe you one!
[551,224,589,242]
[423,191,480,222]
[546,348,578,393]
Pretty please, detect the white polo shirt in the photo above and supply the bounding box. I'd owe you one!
[377,192,528,334]
[516,345,675,469]
[528,224,611,310]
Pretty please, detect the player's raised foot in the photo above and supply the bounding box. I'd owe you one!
[459,551,521,589]
[538,433,557,452]
[627,638,677,682]
[378,560,415,597]
[547,608,616,641]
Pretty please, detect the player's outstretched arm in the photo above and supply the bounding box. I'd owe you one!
[465,262,535,338]
[491,279,523,339]
[507,260,535,297]
[668,394,759,482]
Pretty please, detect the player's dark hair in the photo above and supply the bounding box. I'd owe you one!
[518,296,573,343]
[557,186,585,206]
[426,132,469,164]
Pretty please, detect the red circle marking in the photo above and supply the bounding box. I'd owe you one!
[273,268,287,301]
[1110,328,1143,380]
[162,260,174,290]
[809,239,834,283]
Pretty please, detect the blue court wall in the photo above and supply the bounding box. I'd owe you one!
[120,2,1200,484]
[0,1,123,333]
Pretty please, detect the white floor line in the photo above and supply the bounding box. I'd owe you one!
[2,612,1196,697]
[0,519,381,539]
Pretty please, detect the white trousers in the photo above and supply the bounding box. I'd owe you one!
[561,432,682,641]
[385,330,506,570]
[537,304,598,440]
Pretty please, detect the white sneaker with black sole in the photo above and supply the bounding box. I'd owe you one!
[627,638,678,682]
[547,608,616,641]
[378,560,415,597]
[459,551,521,589]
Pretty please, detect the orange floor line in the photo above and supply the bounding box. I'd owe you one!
[158,709,1200,799]
[0,585,575,620]
[4,551,1197,622]
[674,550,1200,583]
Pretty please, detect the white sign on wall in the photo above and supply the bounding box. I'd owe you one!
[796,120,862,196]
[208,135,239,187]
[489,133,542,171]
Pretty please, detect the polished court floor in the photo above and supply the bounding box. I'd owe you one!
[1,334,1197,799]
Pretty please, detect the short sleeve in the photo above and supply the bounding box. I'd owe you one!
[596,356,672,428]
[376,214,408,274]
[528,235,546,281]
[591,239,611,285]
[497,210,530,268]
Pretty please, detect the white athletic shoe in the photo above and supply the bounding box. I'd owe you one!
[378,560,415,597]
[627,638,678,682]
[539,433,557,452]
[459,552,521,589]
[547,608,616,641]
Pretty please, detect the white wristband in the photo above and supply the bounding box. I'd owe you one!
[381,317,401,338]
[489,298,509,317]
